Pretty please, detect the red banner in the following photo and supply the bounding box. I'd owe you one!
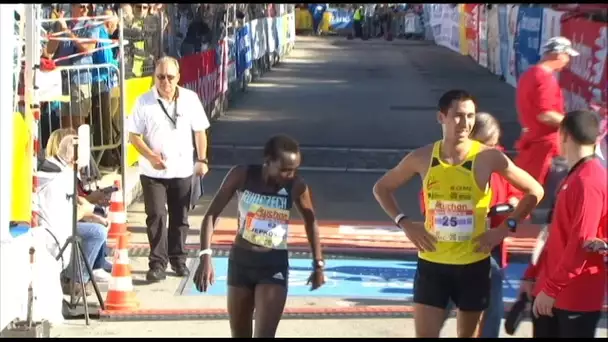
[559,17,608,115]
[178,46,224,107]
[464,4,479,62]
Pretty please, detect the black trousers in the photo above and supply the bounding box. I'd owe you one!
[140,175,192,270]
[532,305,601,338]
[354,20,362,38]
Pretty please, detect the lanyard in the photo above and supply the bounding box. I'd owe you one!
[157,98,178,128]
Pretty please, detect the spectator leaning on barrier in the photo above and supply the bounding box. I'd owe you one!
[127,56,210,282]
[90,8,121,168]
[45,3,100,130]
[513,37,579,205]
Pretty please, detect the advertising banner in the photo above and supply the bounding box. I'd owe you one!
[276,16,285,56]
[540,8,564,50]
[514,6,543,79]
[433,4,460,53]
[559,17,608,112]
[266,17,276,54]
[505,5,520,87]
[235,25,253,78]
[498,5,509,79]
[464,4,479,62]
[478,5,489,68]
[429,4,443,42]
[178,52,201,97]
[256,18,268,60]
[487,5,502,75]
[288,12,296,44]
[179,49,221,107]
[224,38,237,85]
[458,4,467,55]
[249,19,263,61]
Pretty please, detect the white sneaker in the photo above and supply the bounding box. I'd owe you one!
[92,269,112,283]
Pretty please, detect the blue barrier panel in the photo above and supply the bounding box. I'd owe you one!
[236,25,253,78]
[498,5,509,79]
[327,8,353,31]
[514,6,543,80]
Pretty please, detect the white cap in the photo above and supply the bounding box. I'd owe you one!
[542,36,580,57]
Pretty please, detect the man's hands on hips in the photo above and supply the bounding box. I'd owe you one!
[195,161,208,176]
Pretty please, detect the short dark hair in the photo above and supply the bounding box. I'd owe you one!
[263,134,300,161]
[438,90,477,114]
[560,110,601,145]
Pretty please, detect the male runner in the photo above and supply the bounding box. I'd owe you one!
[373,90,544,337]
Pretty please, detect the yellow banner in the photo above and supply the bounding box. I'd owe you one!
[124,76,154,167]
[459,4,468,56]
[11,112,32,223]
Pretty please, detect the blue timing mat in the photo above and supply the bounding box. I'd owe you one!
[182,257,527,302]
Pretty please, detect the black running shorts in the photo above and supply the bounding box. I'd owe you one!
[227,245,289,290]
[413,257,491,312]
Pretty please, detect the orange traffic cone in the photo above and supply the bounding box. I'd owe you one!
[105,234,139,311]
[107,180,127,240]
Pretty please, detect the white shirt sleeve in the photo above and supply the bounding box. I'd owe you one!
[127,97,146,135]
[190,92,211,132]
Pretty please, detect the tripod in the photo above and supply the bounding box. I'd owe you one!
[55,141,106,325]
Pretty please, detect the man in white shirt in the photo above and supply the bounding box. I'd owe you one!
[128,56,210,282]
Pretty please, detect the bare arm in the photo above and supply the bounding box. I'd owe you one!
[537,111,564,127]
[128,133,156,161]
[193,131,208,161]
[373,149,423,222]
[491,149,544,224]
[293,178,323,262]
[199,166,246,250]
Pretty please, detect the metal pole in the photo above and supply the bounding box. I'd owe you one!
[118,9,128,206]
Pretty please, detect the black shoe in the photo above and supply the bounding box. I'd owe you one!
[171,264,190,277]
[146,268,167,282]
[504,293,529,335]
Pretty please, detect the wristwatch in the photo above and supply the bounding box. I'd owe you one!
[506,218,518,233]
[197,158,209,164]
[313,259,325,269]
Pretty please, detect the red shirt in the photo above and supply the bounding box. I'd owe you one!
[527,158,607,312]
[515,65,564,142]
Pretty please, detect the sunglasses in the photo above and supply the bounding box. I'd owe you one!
[136,5,149,9]
[156,74,176,81]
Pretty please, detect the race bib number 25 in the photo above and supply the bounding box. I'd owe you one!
[430,200,475,242]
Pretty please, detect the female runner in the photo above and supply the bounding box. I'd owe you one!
[194,134,325,338]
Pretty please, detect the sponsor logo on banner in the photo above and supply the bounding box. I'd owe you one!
[434,4,460,53]
[487,5,502,75]
[478,5,489,68]
[560,18,607,112]
[464,4,479,62]
[179,49,221,107]
[540,8,564,47]
[505,5,520,87]
[514,6,543,79]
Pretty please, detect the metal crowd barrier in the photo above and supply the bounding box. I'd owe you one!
[40,63,123,171]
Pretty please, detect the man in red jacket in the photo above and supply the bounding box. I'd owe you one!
[521,110,607,338]
[514,37,578,204]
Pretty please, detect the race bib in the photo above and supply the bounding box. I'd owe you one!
[241,204,289,249]
[429,200,475,242]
